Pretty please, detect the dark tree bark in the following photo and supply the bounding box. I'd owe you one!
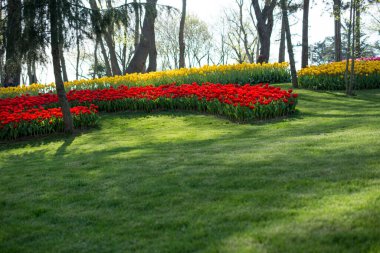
[93,39,98,78]
[280,0,298,88]
[49,0,74,133]
[301,0,310,68]
[279,13,286,63]
[251,0,277,63]
[333,0,342,61]
[4,0,22,85]
[179,0,187,68]
[126,0,158,74]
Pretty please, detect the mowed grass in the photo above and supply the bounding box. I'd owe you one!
[1,86,380,253]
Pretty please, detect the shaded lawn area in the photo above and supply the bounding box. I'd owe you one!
[1,86,380,253]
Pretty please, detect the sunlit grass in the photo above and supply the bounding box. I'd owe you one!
[1,86,380,252]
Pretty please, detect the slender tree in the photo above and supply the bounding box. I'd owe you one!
[179,0,187,68]
[251,0,277,63]
[280,0,298,88]
[333,0,343,61]
[301,0,310,68]
[279,13,286,63]
[49,0,74,133]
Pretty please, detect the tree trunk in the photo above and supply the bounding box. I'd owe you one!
[345,0,354,95]
[301,0,310,68]
[89,0,121,76]
[355,0,361,58]
[179,0,186,68]
[93,39,98,79]
[0,0,3,83]
[126,0,158,73]
[133,0,140,51]
[147,27,157,72]
[4,0,22,85]
[27,59,37,84]
[348,0,356,95]
[49,0,74,133]
[98,35,112,77]
[58,9,68,82]
[281,0,298,88]
[75,0,80,80]
[251,0,277,63]
[279,13,286,63]
[333,0,342,61]
[59,43,69,82]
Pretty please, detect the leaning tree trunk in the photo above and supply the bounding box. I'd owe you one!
[179,0,186,68]
[251,0,277,63]
[279,13,286,63]
[126,0,158,73]
[281,0,298,88]
[333,0,342,61]
[4,0,22,85]
[301,0,310,68]
[49,0,74,133]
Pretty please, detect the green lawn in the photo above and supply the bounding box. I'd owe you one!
[1,86,380,253]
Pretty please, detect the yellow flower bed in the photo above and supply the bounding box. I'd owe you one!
[0,62,290,98]
[298,60,380,90]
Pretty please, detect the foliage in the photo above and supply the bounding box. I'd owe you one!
[0,62,291,98]
[298,59,380,90]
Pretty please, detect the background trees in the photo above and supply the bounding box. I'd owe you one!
[0,0,378,85]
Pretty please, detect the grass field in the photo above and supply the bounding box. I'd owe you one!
[1,85,380,253]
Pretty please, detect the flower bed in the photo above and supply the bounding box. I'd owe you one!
[0,104,99,140]
[0,62,290,98]
[298,60,380,90]
[0,83,298,139]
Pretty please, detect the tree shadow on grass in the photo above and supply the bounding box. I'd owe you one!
[1,113,380,252]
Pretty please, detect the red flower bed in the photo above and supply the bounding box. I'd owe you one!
[0,83,298,139]
[0,104,99,139]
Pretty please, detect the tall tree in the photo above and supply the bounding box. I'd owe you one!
[280,0,298,88]
[354,0,362,57]
[301,0,310,68]
[251,0,277,63]
[278,13,286,63]
[48,0,74,133]
[333,0,343,61]
[3,0,22,85]
[126,0,158,73]
[179,0,187,68]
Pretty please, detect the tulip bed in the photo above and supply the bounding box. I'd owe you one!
[298,59,380,90]
[0,103,99,140]
[0,83,298,140]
